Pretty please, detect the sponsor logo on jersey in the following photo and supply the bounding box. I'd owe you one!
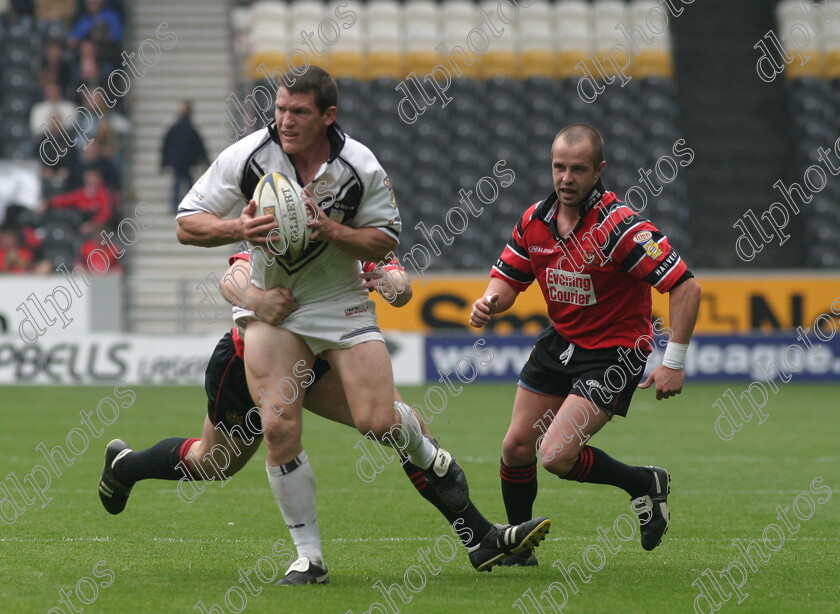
[344,303,369,317]
[328,199,353,223]
[545,268,597,306]
[384,176,397,207]
[643,239,664,260]
[653,251,678,276]
[529,245,555,253]
[634,230,652,243]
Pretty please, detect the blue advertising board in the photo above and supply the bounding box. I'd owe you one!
[424,334,840,383]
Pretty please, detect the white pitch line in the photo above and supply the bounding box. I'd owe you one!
[0,536,834,545]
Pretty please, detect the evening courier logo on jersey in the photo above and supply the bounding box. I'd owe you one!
[545,268,597,306]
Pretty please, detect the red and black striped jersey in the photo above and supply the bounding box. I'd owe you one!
[491,182,691,351]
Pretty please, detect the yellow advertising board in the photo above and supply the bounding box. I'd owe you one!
[372,273,840,334]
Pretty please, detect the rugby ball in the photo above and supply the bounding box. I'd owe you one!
[254,172,312,261]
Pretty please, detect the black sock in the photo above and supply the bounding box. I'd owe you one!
[401,460,491,548]
[113,437,197,485]
[564,446,652,497]
[500,458,538,524]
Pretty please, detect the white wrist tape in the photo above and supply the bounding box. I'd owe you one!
[662,342,689,370]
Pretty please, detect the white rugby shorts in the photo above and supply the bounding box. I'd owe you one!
[234,297,384,355]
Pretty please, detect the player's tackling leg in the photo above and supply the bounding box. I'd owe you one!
[98,333,550,580]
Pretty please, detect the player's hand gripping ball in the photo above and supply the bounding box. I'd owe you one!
[254,172,317,261]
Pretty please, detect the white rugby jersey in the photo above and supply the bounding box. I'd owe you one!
[178,123,401,304]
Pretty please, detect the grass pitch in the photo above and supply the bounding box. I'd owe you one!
[1,382,838,613]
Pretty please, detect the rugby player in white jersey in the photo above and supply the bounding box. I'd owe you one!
[150,67,549,579]
[99,257,490,584]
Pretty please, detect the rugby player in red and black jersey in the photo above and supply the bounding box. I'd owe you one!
[470,124,701,564]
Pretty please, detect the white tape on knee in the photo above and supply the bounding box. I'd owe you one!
[394,401,423,451]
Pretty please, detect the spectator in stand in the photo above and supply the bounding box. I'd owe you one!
[161,101,209,213]
[2,205,42,257]
[88,89,130,143]
[75,38,116,83]
[39,39,73,93]
[68,0,122,47]
[35,0,77,35]
[72,48,105,100]
[50,165,116,234]
[40,112,78,197]
[3,0,35,27]
[68,139,120,190]
[70,88,129,156]
[80,223,122,272]
[93,119,120,164]
[29,82,75,138]
[0,225,35,273]
[95,88,131,134]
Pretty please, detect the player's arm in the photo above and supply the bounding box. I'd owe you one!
[666,277,701,345]
[177,201,277,247]
[175,142,277,247]
[639,276,701,400]
[314,162,402,262]
[470,278,520,328]
[218,257,298,325]
[470,211,532,327]
[307,206,397,261]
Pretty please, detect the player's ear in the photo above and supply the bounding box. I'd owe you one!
[323,106,337,125]
[595,160,606,180]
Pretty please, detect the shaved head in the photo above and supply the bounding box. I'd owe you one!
[553,124,605,168]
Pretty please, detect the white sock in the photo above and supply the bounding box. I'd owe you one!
[392,401,437,470]
[266,452,323,566]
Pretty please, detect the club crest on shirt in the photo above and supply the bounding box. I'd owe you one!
[581,244,598,265]
[642,239,663,260]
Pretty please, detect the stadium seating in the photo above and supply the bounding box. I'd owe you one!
[0,21,39,159]
[776,0,840,266]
